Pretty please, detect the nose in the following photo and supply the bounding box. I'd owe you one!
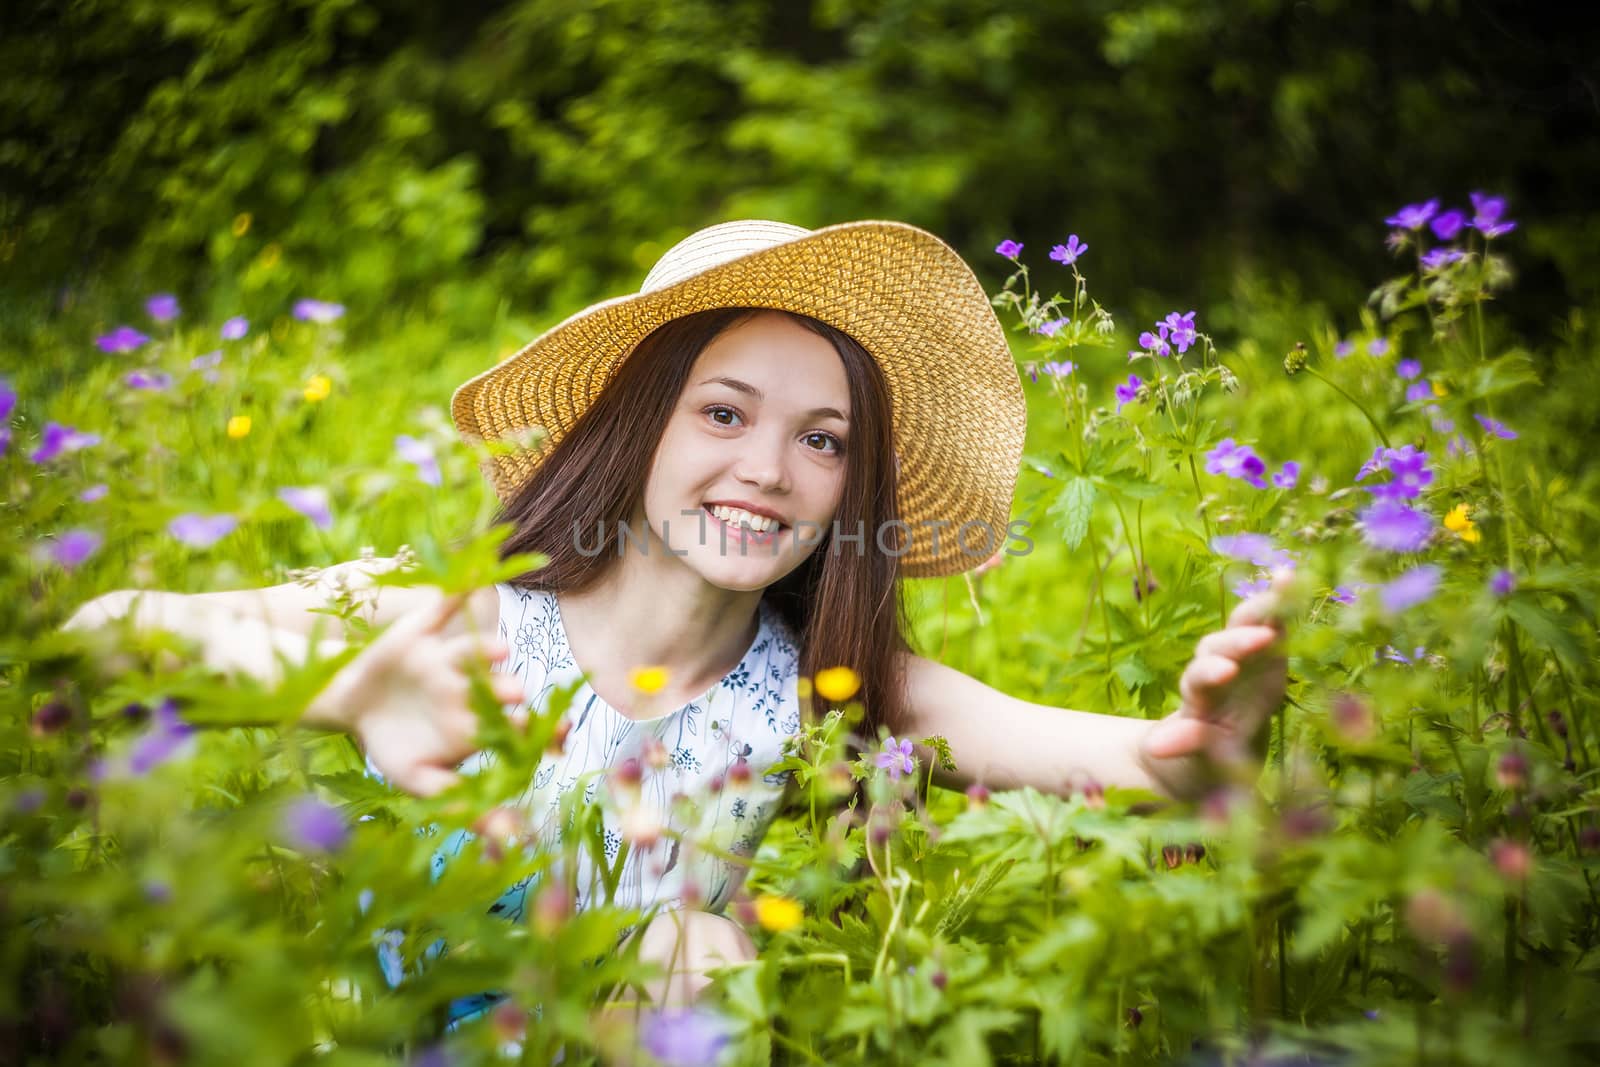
[733,428,790,494]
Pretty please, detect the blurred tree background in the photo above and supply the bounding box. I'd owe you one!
[3,0,1597,348]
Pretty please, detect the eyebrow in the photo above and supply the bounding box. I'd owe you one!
[696,376,850,423]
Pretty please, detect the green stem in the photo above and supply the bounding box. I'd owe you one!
[1086,519,1115,676]
[1303,367,1391,448]
[1186,455,1226,630]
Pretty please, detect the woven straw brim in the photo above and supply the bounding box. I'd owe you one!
[451,220,1025,578]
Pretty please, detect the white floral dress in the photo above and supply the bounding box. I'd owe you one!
[372,583,805,1028]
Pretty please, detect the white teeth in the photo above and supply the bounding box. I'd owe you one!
[708,505,778,533]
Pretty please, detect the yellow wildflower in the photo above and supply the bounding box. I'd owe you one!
[1444,503,1480,544]
[232,212,252,237]
[260,243,281,270]
[303,374,332,403]
[1432,380,1448,397]
[753,893,803,933]
[629,665,669,694]
[814,666,861,703]
[226,415,252,439]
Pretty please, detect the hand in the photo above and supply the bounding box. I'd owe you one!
[1137,569,1292,799]
[315,589,527,797]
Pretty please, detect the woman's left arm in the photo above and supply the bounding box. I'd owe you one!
[888,571,1293,803]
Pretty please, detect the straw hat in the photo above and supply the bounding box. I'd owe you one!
[451,219,1026,578]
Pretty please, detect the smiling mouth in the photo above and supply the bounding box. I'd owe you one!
[702,504,788,541]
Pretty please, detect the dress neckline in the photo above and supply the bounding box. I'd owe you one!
[547,590,769,724]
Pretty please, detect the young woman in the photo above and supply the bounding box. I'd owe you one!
[68,220,1290,1030]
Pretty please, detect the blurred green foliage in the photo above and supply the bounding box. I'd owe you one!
[4,0,1598,347]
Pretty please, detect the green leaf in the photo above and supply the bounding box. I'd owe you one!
[1048,476,1097,550]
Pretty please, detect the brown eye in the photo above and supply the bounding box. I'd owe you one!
[705,405,741,427]
[805,432,843,455]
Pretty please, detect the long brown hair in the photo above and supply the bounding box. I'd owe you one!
[490,307,914,743]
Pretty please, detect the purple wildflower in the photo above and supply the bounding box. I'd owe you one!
[1233,576,1271,598]
[1162,311,1198,354]
[0,378,14,421]
[1367,338,1391,357]
[191,351,223,371]
[1421,248,1465,271]
[278,486,333,530]
[1371,445,1433,500]
[146,294,180,322]
[221,316,250,340]
[1406,382,1433,404]
[1382,645,1428,666]
[168,513,239,549]
[1380,564,1442,613]
[1329,585,1360,605]
[1333,340,1353,359]
[1469,192,1517,238]
[1211,533,1292,569]
[1428,211,1467,241]
[1396,359,1422,380]
[1271,461,1300,489]
[640,1006,731,1067]
[1355,446,1387,481]
[124,370,174,391]
[1446,433,1472,458]
[1490,569,1516,597]
[875,736,916,780]
[395,434,442,486]
[96,326,149,354]
[1040,360,1075,377]
[30,422,101,464]
[79,484,109,503]
[128,699,195,774]
[994,240,1023,259]
[293,299,346,323]
[0,427,9,458]
[1034,316,1069,337]
[1385,200,1439,230]
[50,529,103,569]
[1049,235,1088,266]
[1360,499,1434,552]
[281,796,348,853]
[1138,325,1172,357]
[1114,374,1142,412]
[1474,413,1517,440]
[1204,438,1269,489]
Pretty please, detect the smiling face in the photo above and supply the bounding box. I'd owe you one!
[638,311,852,591]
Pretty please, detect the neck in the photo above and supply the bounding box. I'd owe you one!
[556,524,765,717]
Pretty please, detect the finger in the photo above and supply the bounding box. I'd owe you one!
[1228,568,1295,629]
[491,674,526,706]
[1180,654,1238,712]
[421,589,473,635]
[440,632,508,670]
[1195,625,1280,661]
[404,763,462,799]
[1143,716,1228,761]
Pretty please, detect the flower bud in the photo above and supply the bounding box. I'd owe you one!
[964,783,990,808]
[491,1001,527,1044]
[1578,826,1600,853]
[65,788,90,811]
[1443,933,1476,997]
[548,718,572,755]
[1330,692,1376,744]
[1126,1006,1144,1028]
[1161,844,1183,870]
[1081,779,1105,810]
[611,757,642,795]
[931,970,948,991]
[1283,342,1309,376]
[1489,838,1532,882]
[621,804,662,849]
[1404,887,1467,944]
[871,821,893,847]
[1494,749,1528,791]
[533,883,572,938]
[121,701,149,724]
[1545,709,1567,738]
[1183,843,1206,864]
[30,701,72,736]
